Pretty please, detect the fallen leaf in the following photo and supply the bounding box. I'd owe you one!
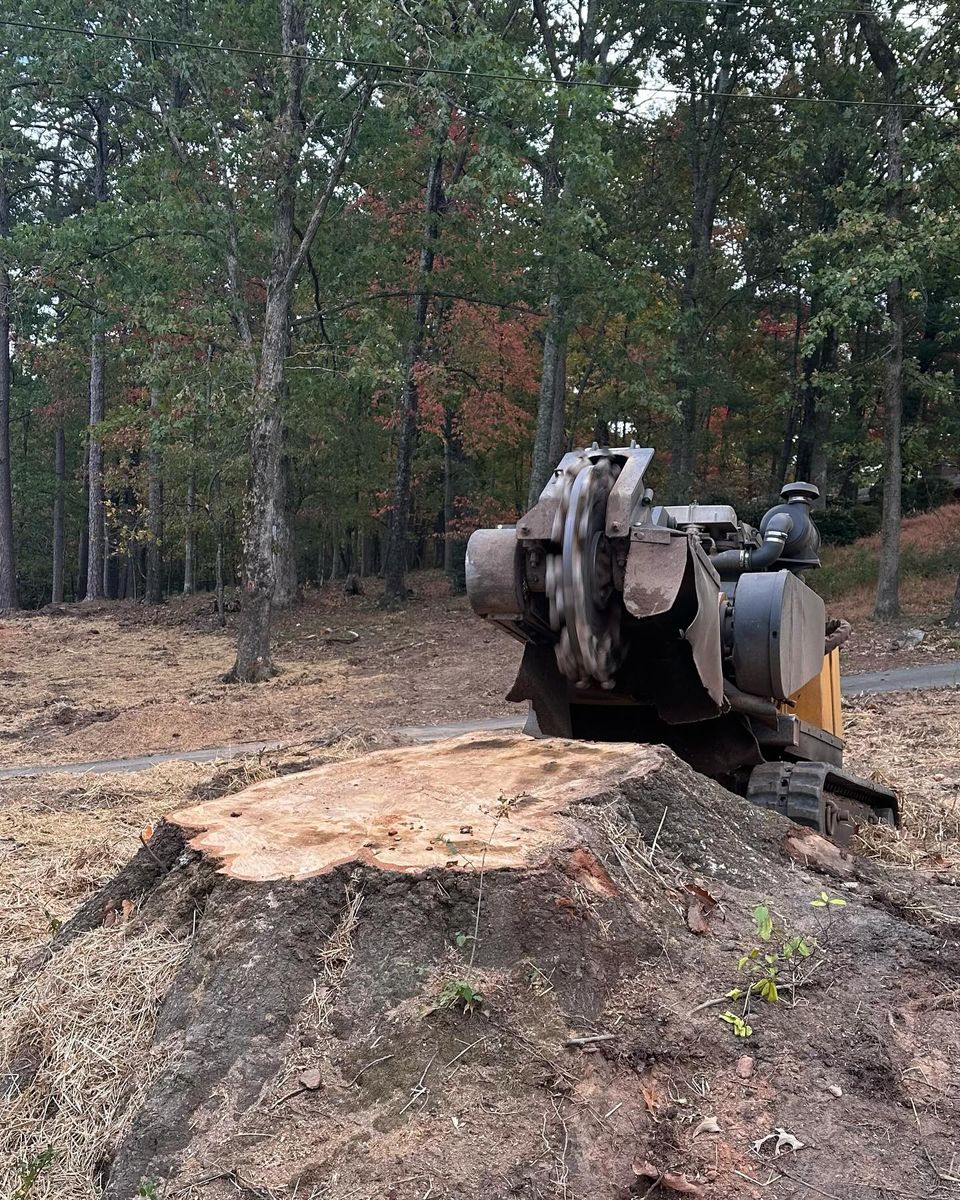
[692,1115,721,1137]
[754,1127,805,1156]
[641,1084,658,1115]
[684,882,719,912]
[632,1161,703,1195]
[685,901,712,935]
[299,1068,322,1090]
[141,824,154,843]
[120,899,135,923]
[684,882,719,935]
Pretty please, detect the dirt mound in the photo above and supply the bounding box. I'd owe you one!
[4,734,959,1200]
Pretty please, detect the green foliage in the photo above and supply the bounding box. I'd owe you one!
[135,1182,160,1200]
[717,898,828,1039]
[815,509,864,547]
[718,1011,753,1038]
[3,0,960,617]
[13,1148,54,1198]
[751,903,774,943]
[433,978,483,1014]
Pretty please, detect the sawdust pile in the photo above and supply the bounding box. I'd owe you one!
[846,688,960,870]
[0,761,203,981]
[0,925,188,1200]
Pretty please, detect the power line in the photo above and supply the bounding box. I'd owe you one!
[0,16,924,109]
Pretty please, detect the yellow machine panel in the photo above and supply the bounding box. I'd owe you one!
[780,649,843,737]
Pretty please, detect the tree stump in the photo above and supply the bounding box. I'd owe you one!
[7,734,960,1200]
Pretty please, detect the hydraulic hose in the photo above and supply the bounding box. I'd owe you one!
[709,511,794,576]
[722,679,779,727]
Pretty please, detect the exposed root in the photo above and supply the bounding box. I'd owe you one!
[312,878,365,1030]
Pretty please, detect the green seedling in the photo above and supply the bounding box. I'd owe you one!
[719,1011,753,1037]
[714,896,834,1038]
[14,1148,54,1198]
[433,979,483,1014]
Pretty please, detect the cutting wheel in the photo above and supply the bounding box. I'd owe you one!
[545,457,622,688]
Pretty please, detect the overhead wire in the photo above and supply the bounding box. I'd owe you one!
[0,16,928,109]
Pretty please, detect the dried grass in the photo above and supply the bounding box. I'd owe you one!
[858,505,960,554]
[0,740,374,985]
[0,762,207,983]
[0,925,189,1200]
[845,689,960,870]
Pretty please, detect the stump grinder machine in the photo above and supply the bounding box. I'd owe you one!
[465,443,898,845]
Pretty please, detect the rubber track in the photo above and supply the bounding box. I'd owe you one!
[746,760,897,839]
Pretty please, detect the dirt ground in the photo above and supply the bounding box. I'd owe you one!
[2,568,958,771]
[0,573,519,769]
[833,613,960,673]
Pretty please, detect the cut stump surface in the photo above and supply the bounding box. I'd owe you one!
[169,732,660,879]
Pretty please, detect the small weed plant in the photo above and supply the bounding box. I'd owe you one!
[434,978,484,1014]
[14,1149,54,1199]
[717,893,845,1038]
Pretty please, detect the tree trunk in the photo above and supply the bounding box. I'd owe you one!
[670,275,709,505]
[85,103,110,603]
[442,410,467,593]
[183,469,196,595]
[382,153,444,606]
[226,0,304,680]
[77,478,88,603]
[442,412,455,576]
[875,270,904,619]
[215,521,226,628]
[271,455,298,609]
[228,305,289,680]
[51,426,66,604]
[796,324,836,508]
[527,295,567,507]
[668,51,733,502]
[0,177,16,610]
[145,386,163,604]
[227,12,368,678]
[84,321,107,601]
[947,570,960,626]
[861,14,904,620]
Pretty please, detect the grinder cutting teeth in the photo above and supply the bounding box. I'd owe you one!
[546,454,622,688]
[465,442,900,847]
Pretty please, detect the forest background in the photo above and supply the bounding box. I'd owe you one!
[2,0,960,681]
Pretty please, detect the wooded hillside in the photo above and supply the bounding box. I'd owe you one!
[2,0,960,676]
